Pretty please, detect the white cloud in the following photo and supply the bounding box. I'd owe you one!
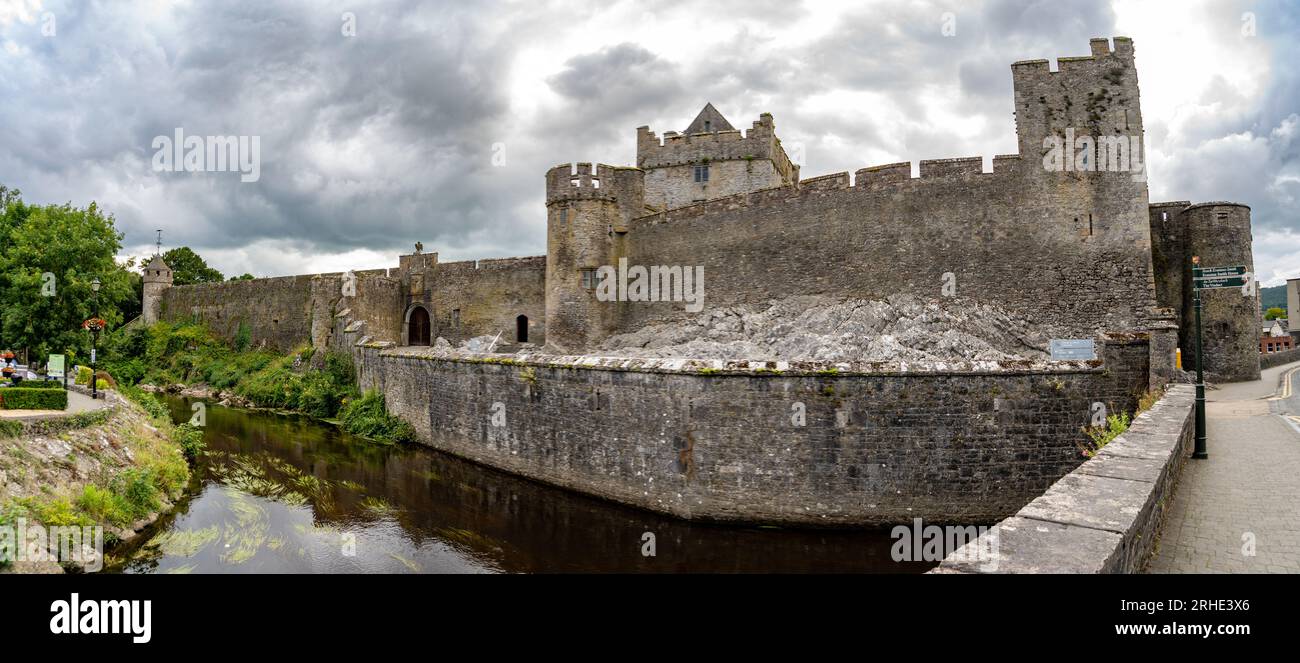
[3,0,1297,283]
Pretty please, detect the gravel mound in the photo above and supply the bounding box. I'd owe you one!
[593,295,1049,362]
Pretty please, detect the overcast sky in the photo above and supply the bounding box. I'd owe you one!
[1,0,1297,285]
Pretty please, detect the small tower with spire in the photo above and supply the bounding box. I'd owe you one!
[141,235,173,325]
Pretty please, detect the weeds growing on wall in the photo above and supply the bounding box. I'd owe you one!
[1080,411,1132,457]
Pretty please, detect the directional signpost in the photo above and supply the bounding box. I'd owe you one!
[1189,259,1253,460]
[1193,265,1249,290]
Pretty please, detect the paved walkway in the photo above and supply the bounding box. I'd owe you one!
[0,388,110,419]
[1147,361,1300,573]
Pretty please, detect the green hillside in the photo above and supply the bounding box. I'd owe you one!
[1260,284,1287,313]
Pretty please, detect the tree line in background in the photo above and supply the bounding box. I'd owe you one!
[0,184,248,365]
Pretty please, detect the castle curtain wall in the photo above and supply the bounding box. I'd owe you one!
[159,275,318,351]
[422,257,547,346]
[615,157,1157,341]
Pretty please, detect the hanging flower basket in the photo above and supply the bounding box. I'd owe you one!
[1,351,13,360]
[82,318,108,331]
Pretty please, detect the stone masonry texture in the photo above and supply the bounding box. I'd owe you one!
[935,384,1194,573]
[347,337,1149,526]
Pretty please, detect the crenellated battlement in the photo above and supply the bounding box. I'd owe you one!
[435,256,547,274]
[545,162,623,205]
[1011,37,1135,75]
[636,111,797,179]
[1012,37,1143,160]
[637,121,776,166]
[630,153,1030,229]
[920,156,984,178]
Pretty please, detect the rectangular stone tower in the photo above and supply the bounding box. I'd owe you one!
[636,104,799,212]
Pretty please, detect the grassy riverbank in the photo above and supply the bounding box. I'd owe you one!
[102,322,414,444]
[0,388,197,572]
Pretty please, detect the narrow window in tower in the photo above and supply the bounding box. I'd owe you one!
[1088,214,1093,236]
[694,164,709,183]
[580,268,597,290]
[559,208,568,224]
[451,309,460,328]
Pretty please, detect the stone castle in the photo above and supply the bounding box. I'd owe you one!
[138,38,1261,525]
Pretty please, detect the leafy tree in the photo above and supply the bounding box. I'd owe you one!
[122,265,144,322]
[1265,307,1286,321]
[229,273,255,281]
[0,196,134,361]
[162,246,224,285]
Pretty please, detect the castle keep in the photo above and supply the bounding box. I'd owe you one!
[144,38,1259,525]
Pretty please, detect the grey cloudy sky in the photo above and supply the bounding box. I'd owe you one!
[1,0,1297,284]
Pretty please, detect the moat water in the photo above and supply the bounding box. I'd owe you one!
[105,397,929,573]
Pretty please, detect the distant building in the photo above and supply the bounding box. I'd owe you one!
[1261,318,1293,353]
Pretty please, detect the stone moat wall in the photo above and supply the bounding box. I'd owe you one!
[345,332,1152,526]
[933,383,1194,573]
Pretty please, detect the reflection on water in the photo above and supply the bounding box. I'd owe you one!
[106,397,930,573]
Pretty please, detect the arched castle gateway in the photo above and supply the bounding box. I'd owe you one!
[144,38,1259,525]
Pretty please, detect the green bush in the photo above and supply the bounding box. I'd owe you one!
[0,387,68,410]
[18,380,64,389]
[339,390,416,444]
[0,420,21,438]
[297,371,341,418]
[237,363,302,409]
[101,357,146,385]
[76,484,133,527]
[294,353,358,418]
[234,321,252,352]
[173,423,206,461]
[120,384,170,421]
[75,366,93,386]
[15,497,88,527]
[114,468,161,520]
[324,351,355,384]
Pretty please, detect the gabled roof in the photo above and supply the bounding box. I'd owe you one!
[683,103,735,134]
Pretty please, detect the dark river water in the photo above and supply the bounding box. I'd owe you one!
[105,397,929,573]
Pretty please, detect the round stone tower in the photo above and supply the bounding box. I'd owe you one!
[1181,202,1259,382]
[142,254,173,325]
[544,162,643,352]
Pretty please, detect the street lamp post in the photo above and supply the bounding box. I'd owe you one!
[1191,257,1208,459]
[90,278,101,400]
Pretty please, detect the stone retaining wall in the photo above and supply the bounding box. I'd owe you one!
[932,384,1194,573]
[1261,348,1300,370]
[349,337,1152,526]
